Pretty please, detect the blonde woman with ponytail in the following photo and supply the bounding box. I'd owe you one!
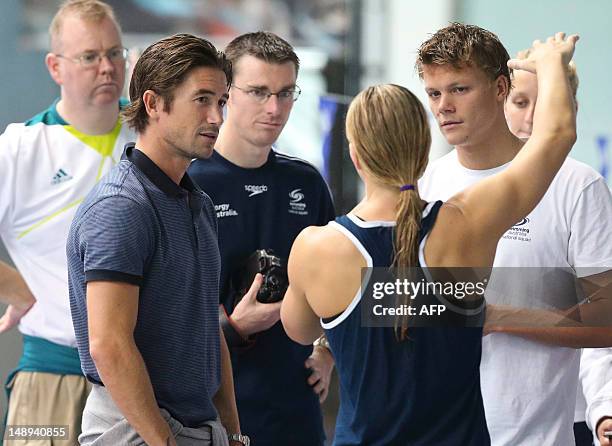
[281,32,578,445]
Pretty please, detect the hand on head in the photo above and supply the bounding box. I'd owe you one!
[508,32,579,73]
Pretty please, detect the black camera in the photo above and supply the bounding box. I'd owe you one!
[232,249,288,304]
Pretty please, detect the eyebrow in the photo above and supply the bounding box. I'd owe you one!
[425,82,467,91]
[245,83,296,90]
[193,89,229,99]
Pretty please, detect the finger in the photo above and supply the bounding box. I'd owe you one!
[312,380,325,395]
[546,36,555,44]
[308,372,321,386]
[304,358,314,368]
[319,387,329,403]
[532,39,543,48]
[555,32,566,41]
[507,59,533,73]
[567,34,580,45]
[244,273,264,302]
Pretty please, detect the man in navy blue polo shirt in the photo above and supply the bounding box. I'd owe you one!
[67,34,247,446]
[188,32,336,446]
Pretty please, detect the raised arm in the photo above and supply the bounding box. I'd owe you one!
[447,33,579,250]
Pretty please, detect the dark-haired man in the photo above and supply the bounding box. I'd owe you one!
[189,31,335,446]
[418,23,612,446]
[67,34,244,446]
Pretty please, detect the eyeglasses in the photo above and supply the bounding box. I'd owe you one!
[55,47,128,68]
[231,84,301,104]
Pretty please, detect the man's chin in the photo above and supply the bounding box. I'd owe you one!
[92,93,121,107]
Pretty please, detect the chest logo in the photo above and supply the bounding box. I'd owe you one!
[215,203,238,218]
[51,168,73,185]
[503,217,532,242]
[245,184,268,197]
[289,188,308,216]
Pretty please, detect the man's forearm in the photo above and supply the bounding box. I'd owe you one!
[491,326,612,348]
[213,330,240,436]
[91,337,173,446]
[0,260,35,309]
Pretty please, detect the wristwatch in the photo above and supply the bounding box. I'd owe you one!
[228,433,250,445]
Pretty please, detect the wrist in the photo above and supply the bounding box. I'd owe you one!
[15,298,35,313]
[220,306,253,348]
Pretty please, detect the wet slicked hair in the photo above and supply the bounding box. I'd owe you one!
[225,31,300,75]
[416,22,511,92]
[122,33,231,134]
[49,0,120,52]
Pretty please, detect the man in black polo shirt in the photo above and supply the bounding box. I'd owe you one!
[188,32,335,446]
[67,34,247,446]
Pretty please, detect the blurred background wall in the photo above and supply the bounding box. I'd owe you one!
[1,0,610,442]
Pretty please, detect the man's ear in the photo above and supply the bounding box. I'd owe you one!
[142,90,162,121]
[495,74,510,102]
[45,53,62,86]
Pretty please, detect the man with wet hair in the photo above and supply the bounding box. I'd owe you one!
[418,23,612,446]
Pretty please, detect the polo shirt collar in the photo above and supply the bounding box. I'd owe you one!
[122,142,199,197]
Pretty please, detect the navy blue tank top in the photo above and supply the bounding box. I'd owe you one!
[324,201,490,446]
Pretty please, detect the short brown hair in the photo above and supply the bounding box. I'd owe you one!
[49,0,120,52]
[416,23,511,91]
[514,48,579,99]
[225,31,300,76]
[122,33,231,134]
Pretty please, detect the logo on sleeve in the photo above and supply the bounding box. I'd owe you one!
[51,168,73,185]
[245,185,268,197]
[288,188,308,215]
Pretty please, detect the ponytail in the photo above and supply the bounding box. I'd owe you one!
[393,186,422,340]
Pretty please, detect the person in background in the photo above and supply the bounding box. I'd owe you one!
[505,49,612,446]
[188,31,336,446]
[0,1,133,443]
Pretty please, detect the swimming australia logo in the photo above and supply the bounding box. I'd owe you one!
[513,217,530,227]
[51,168,73,185]
[289,189,304,203]
[288,188,308,216]
[503,217,532,242]
[245,184,268,197]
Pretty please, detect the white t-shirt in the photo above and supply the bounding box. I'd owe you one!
[419,149,612,446]
[0,102,135,347]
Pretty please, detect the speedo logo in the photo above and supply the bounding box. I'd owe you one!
[245,184,268,197]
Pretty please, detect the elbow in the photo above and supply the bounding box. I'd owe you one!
[280,313,315,346]
[89,333,129,372]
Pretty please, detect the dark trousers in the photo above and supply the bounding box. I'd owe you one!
[574,421,594,446]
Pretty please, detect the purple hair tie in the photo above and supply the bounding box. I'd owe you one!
[400,184,415,192]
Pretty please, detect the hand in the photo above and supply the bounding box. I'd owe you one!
[597,417,612,446]
[231,274,282,337]
[306,345,334,403]
[0,303,33,333]
[508,32,579,74]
